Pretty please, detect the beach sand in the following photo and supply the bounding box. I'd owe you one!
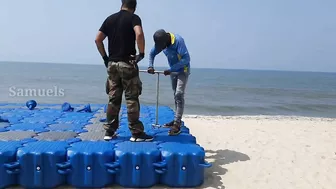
[180,115,336,189]
[8,115,336,189]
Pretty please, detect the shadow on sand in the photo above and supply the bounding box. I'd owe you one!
[196,149,251,189]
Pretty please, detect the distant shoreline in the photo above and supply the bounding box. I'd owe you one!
[1,60,335,74]
[184,114,336,121]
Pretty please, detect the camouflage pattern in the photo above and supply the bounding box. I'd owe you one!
[104,61,144,135]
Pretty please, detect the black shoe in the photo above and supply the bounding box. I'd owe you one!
[163,120,174,127]
[104,130,117,141]
[130,132,154,142]
[168,121,182,136]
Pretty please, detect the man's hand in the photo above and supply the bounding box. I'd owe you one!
[130,53,144,65]
[163,69,171,76]
[103,55,109,68]
[147,67,155,74]
[134,53,144,64]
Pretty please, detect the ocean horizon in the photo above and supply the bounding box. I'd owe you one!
[1,61,336,118]
[2,60,336,74]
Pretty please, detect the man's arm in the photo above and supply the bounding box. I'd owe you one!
[148,46,160,68]
[133,15,145,57]
[169,37,190,72]
[95,19,109,66]
[95,31,108,58]
[134,26,145,54]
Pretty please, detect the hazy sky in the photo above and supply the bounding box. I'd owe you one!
[1,0,335,72]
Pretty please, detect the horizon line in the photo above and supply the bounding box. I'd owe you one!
[1,60,335,74]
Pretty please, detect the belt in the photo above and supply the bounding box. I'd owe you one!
[110,55,135,63]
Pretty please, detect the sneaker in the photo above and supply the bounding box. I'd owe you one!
[130,133,154,142]
[104,131,117,141]
[163,120,174,127]
[168,121,182,136]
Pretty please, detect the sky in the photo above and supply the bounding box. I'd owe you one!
[0,0,335,72]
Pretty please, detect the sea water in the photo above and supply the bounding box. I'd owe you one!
[1,62,336,118]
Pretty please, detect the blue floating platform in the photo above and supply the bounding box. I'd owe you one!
[158,142,212,187]
[61,141,116,188]
[14,141,70,188]
[114,141,161,188]
[0,102,211,188]
[0,141,24,188]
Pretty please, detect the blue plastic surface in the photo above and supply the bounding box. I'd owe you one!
[47,123,87,133]
[0,102,211,188]
[26,100,37,110]
[20,117,56,124]
[62,102,74,112]
[61,141,116,188]
[0,141,23,188]
[0,117,22,124]
[114,141,161,188]
[157,142,212,187]
[152,125,190,135]
[15,141,70,188]
[8,123,48,133]
[55,117,91,124]
[76,104,92,113]
[0,122,10,128]
[104,104,107,113]
[153,132,197,144]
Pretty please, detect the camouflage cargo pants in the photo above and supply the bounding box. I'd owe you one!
[104,61,144,135]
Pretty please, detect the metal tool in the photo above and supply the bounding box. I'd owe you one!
[139,69,164,128]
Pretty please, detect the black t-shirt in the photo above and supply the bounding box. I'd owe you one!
[99,10,142,62]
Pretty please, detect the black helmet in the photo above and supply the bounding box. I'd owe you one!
[153,29,169,51]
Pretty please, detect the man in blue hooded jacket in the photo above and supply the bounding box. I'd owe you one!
[147,29,190,135]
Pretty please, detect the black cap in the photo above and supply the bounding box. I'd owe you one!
[153,29,168,51]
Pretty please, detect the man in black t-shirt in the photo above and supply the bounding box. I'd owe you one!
[95,0,153,142]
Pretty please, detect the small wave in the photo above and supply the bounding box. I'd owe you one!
[185,103,336,118]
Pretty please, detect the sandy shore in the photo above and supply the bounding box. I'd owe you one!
[180,115,336,189]
[7,115,336,189]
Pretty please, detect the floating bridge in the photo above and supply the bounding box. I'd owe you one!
[0,101,211,188]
